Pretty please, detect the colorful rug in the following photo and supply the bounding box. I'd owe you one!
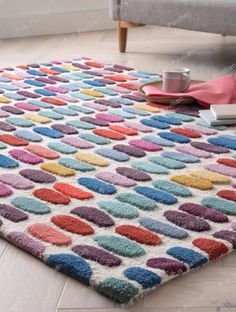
[0,57,236,305]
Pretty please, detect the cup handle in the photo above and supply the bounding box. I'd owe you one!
[182,73,191,91]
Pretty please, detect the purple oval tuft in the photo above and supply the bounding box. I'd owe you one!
[191,142,229,154]
[19,169,56,183]
[0,204,28,222]
[71,206,114,227]
[7,231,45,258]
[51,124,78,134]
[0,121,16,131]
[179,203,228,223]
[116,167,151,181]
[113,144,145,158]
[80,116,109,127]
[72,244,121,267]
[213,230,236,249]
[164,210,210,232]
[147,257,187,275]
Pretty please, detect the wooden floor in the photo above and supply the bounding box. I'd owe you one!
[0,26,236,312]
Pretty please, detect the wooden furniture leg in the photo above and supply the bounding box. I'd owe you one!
[118,22,127,53]
[118,21,145,53]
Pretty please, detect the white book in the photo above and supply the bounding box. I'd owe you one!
[199,109,236,126]
[210,104,236,120]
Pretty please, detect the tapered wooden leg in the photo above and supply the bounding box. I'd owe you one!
[118,21,145,53]
[118,22,127,53]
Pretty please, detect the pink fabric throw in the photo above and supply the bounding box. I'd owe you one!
[142,75,236,108]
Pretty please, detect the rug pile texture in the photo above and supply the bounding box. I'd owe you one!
[0,57,236,304]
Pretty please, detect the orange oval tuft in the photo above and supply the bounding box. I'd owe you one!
[53,182,93,200]
[171,128,201,138]
[109,125,137,136]
[28,223,71,246]
[93,129,125,140]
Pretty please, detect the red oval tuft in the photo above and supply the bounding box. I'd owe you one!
[217,158,236,168]
[115,224,162,245]
[193,238,228,260]
[85,61,103,68]
[40,68,60,75]
[0,134,28,146]
[33,188,70,205]
[93,129,125,140]
[217,190,236,202]
[51,215,94,235]
[171,128,201,138]
[41,97,66,106]
[117,83,138,91]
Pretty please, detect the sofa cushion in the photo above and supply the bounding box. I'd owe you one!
[110,0,236,36]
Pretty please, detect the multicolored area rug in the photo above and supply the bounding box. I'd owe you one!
[0,57,236,305]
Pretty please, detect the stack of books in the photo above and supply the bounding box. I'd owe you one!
[200,104,236,126]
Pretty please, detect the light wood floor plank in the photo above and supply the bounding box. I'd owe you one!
[0,245,67,312]
[0,238,8,257]
[57,278,122,310]
[0,26,235,80]
[222,251,236,267]
[143,263,236,309]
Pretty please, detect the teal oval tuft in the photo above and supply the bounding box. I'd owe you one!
[98,200,139,219]
[116,192,157,211]
[148,156,185,169]
[66,120,95,130]
[59,157,95,172]
[68,104,94,114]
[11,197,50,214]
[152,179,192,197]
[201,197,236,215]
[165,112,194,122]
[97,277,138,304]
[79,133,110,145]
[6,117,34,127]
[131,160,168,174]
[47,142,77,154]
[94,235,145,257]
[39,110,64,120]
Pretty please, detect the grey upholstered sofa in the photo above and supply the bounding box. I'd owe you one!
[109,0,236,52]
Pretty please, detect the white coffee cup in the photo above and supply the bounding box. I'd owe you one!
[163,67,191,93]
